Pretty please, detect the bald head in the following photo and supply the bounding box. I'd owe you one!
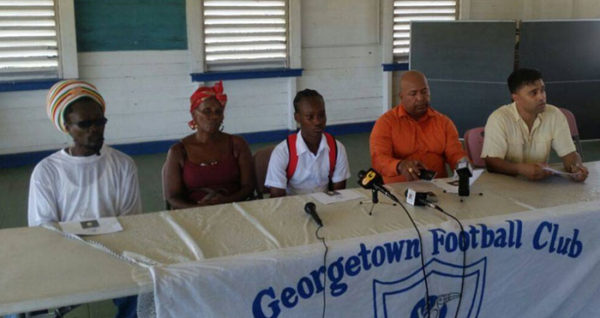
[400,71,428,92]
[399,70,430,120]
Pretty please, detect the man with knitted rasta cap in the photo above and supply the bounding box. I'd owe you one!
[27,80,141,317]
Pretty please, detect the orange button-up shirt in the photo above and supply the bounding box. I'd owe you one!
[370,105,466,184]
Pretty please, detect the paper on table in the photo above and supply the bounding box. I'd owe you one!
[310,189,365,205]
[469,169,485,185]
[543,166,577,178]
[432,169,485,193]
[59,217,123,235]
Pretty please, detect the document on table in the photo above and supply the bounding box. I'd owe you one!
[310,189,365,204]
[432,169,485,193]
[59,217,123,235]
[543,166,577,178]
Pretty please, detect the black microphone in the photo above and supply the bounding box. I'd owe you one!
[304,202,323,227]
[405,188,437,208]
[456,161,473,197]
[357,169,399,203]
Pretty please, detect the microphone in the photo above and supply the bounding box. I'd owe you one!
[405,189,437,208]
[357,169,399,203]
[455,160,473,197]
[304,202,323,227]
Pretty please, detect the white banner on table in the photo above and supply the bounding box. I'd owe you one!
[150,200,600,318]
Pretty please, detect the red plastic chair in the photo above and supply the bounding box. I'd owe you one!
[559,108,583,158]
[464,127,486,168]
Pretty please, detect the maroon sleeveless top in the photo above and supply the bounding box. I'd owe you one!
[181,137,241,202]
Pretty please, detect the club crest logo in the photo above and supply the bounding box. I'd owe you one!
[373,257,487,318]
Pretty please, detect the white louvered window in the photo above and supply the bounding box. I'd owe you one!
[0,0,59,82]
[203,0,288,72]
[393,0,457,63]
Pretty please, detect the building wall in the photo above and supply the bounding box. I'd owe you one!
[0,0,599,155]
[299,0,384,126]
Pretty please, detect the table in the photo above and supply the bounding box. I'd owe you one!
[0,226,145,315]
[1,161,599,316]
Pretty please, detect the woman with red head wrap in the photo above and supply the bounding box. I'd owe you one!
[163,81,255,209]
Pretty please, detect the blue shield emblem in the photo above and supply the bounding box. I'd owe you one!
[373,257,487,318]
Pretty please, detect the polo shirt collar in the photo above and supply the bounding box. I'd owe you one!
[509,102,544,123]
[397,104,437,121]
[296,132,329,156]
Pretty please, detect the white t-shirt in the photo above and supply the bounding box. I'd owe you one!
[28,145,142,226]
[265,133,351,195]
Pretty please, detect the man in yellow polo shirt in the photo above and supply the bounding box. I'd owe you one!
[481,68,588,181]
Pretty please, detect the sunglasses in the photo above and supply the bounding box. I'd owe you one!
[71,117,108,129]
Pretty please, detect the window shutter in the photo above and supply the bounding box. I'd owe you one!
[0,0,59,82]
[203,0,288,72]
[393,0,456,63]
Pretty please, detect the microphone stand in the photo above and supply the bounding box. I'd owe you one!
[359,188,396,215]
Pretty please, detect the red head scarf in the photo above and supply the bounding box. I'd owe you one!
[188,81,227,129]
[190,81,227,112]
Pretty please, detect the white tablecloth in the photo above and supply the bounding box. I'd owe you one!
[1,161,599,316]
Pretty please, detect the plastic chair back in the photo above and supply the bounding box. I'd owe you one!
[253,145,275,198]
[161,162,171,210]
[464,127,486,168]
[559,108,583,158]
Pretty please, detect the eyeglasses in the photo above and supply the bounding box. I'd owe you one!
[71,117,108,129]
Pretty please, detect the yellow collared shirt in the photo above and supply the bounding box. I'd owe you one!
[481,102,576,163]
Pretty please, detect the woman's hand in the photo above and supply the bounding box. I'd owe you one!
[198,189,228,205]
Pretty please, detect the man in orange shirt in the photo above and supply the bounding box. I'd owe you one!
[370,70,467,184]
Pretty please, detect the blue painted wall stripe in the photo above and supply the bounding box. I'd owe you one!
[191,68,303,82]
[325,121,375,136]
[0,79,60,92]
[382,63,409,72]
[0,121,374,169]
[0,150,57,170]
